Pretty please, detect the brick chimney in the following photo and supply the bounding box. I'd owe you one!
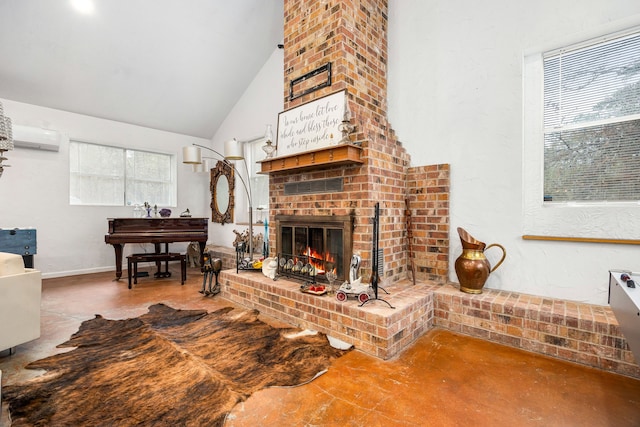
[269,0,449,283]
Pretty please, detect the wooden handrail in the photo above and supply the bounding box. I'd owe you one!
[522,235,640,245]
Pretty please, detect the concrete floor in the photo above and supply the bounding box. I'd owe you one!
[2,266,640,426]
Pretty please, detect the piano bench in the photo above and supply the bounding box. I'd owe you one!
[127,252,187,289]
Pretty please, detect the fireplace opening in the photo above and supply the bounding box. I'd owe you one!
[276,214,353,283]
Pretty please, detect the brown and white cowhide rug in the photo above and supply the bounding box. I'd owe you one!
[4,304,349,426]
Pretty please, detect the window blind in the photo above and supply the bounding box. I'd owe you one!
[70,141,176,206]
[543,30,640,202]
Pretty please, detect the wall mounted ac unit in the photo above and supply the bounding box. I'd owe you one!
[12,125,61,152]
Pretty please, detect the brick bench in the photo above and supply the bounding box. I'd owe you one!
[127,252,186,289]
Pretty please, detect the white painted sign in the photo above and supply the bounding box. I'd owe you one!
[276,90,346,157]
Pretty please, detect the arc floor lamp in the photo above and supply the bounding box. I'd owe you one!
[182,125,272,260]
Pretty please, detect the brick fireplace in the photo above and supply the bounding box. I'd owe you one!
[219,0,451,360]
[222,0,451,360]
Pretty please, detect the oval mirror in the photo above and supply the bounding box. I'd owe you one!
[216,175,229,213]
[210,160,235,224]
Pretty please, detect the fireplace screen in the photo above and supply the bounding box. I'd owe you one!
[276,215,353,283]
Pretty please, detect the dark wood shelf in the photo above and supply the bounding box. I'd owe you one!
[258,144,363,174]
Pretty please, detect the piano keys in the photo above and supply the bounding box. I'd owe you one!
[105,217,208,280]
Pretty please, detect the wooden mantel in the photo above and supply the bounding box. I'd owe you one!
[258,143,363,174]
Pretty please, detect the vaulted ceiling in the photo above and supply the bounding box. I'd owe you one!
[0,0,284,139]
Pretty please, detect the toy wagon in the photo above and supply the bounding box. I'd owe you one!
[335,279,374,304]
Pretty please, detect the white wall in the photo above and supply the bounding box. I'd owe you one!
[388,0,640,304]
[0,99,210,278]
[206,46,285,249]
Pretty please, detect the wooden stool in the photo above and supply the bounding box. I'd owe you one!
[127,252,187,289]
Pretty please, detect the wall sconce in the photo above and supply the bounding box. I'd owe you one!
[0,101,14,179]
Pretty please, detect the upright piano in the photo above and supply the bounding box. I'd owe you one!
[105,217,208,280]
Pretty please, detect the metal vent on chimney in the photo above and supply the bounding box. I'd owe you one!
[284,177,343,195]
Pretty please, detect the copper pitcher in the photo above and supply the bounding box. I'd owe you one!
[454,227,506,294]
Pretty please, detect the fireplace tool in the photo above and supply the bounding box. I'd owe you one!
[360,202,395,309]
[200,252,222,296]
[405,198,417,286]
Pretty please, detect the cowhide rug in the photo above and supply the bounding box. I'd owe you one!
[4,304,349,426]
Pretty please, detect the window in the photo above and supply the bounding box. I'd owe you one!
[243,139,269,223]
[542,31,640,202]
[523,24,640,239]
[248,140,269,207]
[70,141,177,206]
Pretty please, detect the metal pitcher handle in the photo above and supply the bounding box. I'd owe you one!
[486,243,506,273]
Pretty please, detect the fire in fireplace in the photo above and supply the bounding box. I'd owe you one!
[276,214,354,283]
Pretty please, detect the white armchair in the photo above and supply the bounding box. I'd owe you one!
[0,252,42,353]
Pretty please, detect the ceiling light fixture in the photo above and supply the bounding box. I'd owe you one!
[70,0,95,15]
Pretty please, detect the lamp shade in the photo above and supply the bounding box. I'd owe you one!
[224,138,244,160]
[193,158,214,173]
[182,146,202,164]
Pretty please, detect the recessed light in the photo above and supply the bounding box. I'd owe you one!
[70,0,95,15]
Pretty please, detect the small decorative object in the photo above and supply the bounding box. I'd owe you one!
[454,227,506,294]
[349,254,361,284]
[335,279,373,304]
[326,267,337,296]
[180,209,192,217]
[133,204,143,218]
[159,208,171,218]
[334,254,374,304]
[262,140,276,158]
[261,257,277,280]
[186,242,201,268]
[263,217,269,257]
[261,124,276,158]
[232,229,263,254]
[144,202,152,218]
[199,252,222,296]
[338,96,355,144]
[256,207,265,224]
[153,204,158,217]
[301,283,327,295]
